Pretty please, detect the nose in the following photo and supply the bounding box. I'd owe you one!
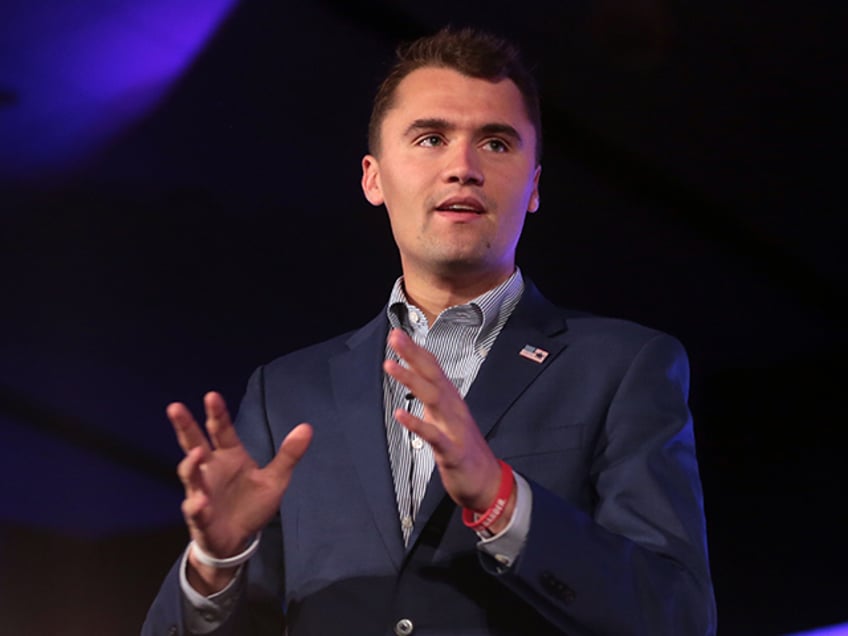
[442,141,484,186]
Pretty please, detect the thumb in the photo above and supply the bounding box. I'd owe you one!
[267,423,313,481]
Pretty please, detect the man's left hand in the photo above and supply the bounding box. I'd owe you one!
[384,328,513,524]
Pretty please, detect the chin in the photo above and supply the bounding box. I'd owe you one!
[431,255,504,279]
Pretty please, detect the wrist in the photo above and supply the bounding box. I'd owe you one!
[191,533,261,568]
[485,486,517,535]
[186,550,240,596]
[462,460,515,535]
[185,533,260,595]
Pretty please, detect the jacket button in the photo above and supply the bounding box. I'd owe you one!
[394,618,414,635]
[540,570,577,604]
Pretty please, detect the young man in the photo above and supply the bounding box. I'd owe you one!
[144,28,716,635]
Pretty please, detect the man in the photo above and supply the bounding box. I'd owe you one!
[143,27,716,635]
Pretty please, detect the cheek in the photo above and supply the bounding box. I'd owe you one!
[380,166,420,208]
[494,180,535,215]
[383,191,417,241]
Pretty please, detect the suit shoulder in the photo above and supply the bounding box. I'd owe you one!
[258,311,385,376]
[261,329,355,372]
[543,309,691,394]
[558,308,687,358]
[522,281,683,352]
[563,309,663,338]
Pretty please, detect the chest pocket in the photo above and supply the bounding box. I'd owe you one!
[489,422,584,459]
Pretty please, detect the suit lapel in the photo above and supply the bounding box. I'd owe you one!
[408,282,569,548]
[329,312,406,568]
[465,283,569,440]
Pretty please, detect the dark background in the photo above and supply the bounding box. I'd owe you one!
[1,2,845,634]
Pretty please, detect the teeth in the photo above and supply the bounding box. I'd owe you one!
[446,204,476,211]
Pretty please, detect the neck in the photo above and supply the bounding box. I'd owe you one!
[401,266,514,325]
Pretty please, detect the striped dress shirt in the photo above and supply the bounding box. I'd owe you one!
[383,269,525,545]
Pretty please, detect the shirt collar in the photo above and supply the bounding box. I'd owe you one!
[386,268,525,342]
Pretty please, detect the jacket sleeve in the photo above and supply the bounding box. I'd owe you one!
[491,333,717,635]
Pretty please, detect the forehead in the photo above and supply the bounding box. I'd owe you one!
[385,66,534,136]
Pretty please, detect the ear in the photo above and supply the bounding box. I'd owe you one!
[527,164,542,213]
[361,155,384,206]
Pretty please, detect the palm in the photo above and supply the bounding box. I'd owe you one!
[170,391,312,558]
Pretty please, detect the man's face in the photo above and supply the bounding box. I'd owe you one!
[361,66,541,285]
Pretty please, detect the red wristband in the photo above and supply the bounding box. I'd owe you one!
[462,460,514,532]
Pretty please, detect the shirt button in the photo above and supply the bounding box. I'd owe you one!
[409,311,419,324]
[395,618,414,635]
[411,437,424,450]
[401,516,414,530]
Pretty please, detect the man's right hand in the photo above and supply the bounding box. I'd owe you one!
[169,391,312,595]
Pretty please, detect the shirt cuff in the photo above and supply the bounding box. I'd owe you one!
[475,471,532,569]
[178,544,244,634]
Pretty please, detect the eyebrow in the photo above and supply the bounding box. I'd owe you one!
[404,118,524,147]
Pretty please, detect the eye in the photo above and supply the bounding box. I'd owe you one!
[483,138,509,153]
[417,134,444,148]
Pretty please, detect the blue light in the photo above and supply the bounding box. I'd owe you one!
[787,623,848,636]
[0,0,238,182]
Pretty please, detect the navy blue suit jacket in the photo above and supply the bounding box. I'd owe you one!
[143,282,716,635]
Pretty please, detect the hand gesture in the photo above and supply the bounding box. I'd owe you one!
[169,391,312,592]
[383,329,512,523]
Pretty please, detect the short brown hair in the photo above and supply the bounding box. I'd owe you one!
[368,27,542,162]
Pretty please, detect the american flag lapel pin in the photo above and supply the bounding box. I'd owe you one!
[519,344,549,363]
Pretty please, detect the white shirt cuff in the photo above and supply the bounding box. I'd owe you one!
[178,544,244,634]
[475,471,532,569]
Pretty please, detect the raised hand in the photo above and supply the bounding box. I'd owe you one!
[169,391,312,592]
[383,328,513,525]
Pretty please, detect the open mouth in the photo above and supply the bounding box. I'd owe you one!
[434,196,485,215]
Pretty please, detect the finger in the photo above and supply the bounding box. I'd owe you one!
[387,329,447,385]
[383,358,442,406]
[204,391,241,450]
[181,490,209,526]
[168,402,211,454]
[265,423,313,483]
[177,446,208,496]
[395,408,448,453]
